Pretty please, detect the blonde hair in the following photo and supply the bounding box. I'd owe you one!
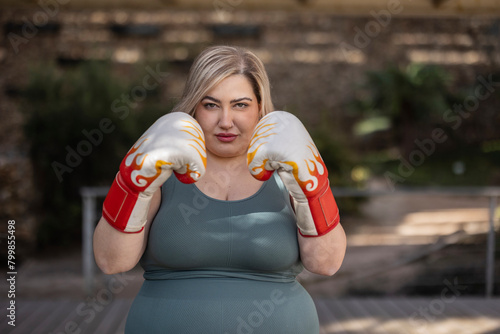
[173,46,274,118]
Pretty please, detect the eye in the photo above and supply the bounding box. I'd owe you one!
[203,103,218,109]
[234,103,248,109]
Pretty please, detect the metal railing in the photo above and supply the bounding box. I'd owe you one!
[80,186,109,296]
[81,186,500,297]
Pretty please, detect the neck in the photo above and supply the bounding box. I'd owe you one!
[205,151,249,176]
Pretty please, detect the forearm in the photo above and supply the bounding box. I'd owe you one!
[298,223,346,276]
[93,189,160,274]
[93,218,149,275]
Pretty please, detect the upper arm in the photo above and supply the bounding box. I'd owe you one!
[298,223,347,276]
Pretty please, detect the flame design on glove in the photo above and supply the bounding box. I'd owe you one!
[279,144,325,196]
[247,112,327,196]
[175,119,207,183]
[247,121,277,180]
[124,138,172,190]
[124,117,207,189]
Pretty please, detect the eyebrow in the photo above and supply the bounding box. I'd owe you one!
[201,95,253,104]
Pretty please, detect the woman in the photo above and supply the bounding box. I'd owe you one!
[93,45,346,333]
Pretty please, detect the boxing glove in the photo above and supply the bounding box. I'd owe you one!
[247,111,339,237]
[102,112,206,233]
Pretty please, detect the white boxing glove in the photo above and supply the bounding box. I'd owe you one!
[247,111,339,237]
[102,112,206,233]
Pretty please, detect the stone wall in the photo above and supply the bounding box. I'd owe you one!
[1,8,499,244]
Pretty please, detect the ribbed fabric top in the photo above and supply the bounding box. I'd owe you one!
[140,173,303,282]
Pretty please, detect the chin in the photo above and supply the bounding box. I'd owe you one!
[218,151,244,159]
[207,139,250,159]
[210,147,246,159]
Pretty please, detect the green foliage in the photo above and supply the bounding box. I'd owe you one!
[349,65,500,186]
[350,63,463,154]
[22,61,169,249]
[352,63,456,118]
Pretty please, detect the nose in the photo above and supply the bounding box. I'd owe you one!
[218,108,234,130]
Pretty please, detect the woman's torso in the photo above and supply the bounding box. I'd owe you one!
[125,173,319,333]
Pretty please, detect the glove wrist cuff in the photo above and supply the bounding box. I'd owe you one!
[102,172,150,233]
[297,181,340,237]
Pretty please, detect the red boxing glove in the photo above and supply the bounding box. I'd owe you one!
[247,111,339,237]
[102,112,206,233]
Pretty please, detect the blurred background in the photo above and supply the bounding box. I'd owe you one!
[1,0,500,333]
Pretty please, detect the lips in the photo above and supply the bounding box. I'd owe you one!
[215,133,238,142]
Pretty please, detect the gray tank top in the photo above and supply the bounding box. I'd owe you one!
[140,173,304,281]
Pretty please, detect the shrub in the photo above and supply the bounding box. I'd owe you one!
[22,61,169,249]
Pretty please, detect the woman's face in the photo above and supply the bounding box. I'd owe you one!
[194,74,260,160]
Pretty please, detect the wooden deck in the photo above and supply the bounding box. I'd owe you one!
[2,297,500,334]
